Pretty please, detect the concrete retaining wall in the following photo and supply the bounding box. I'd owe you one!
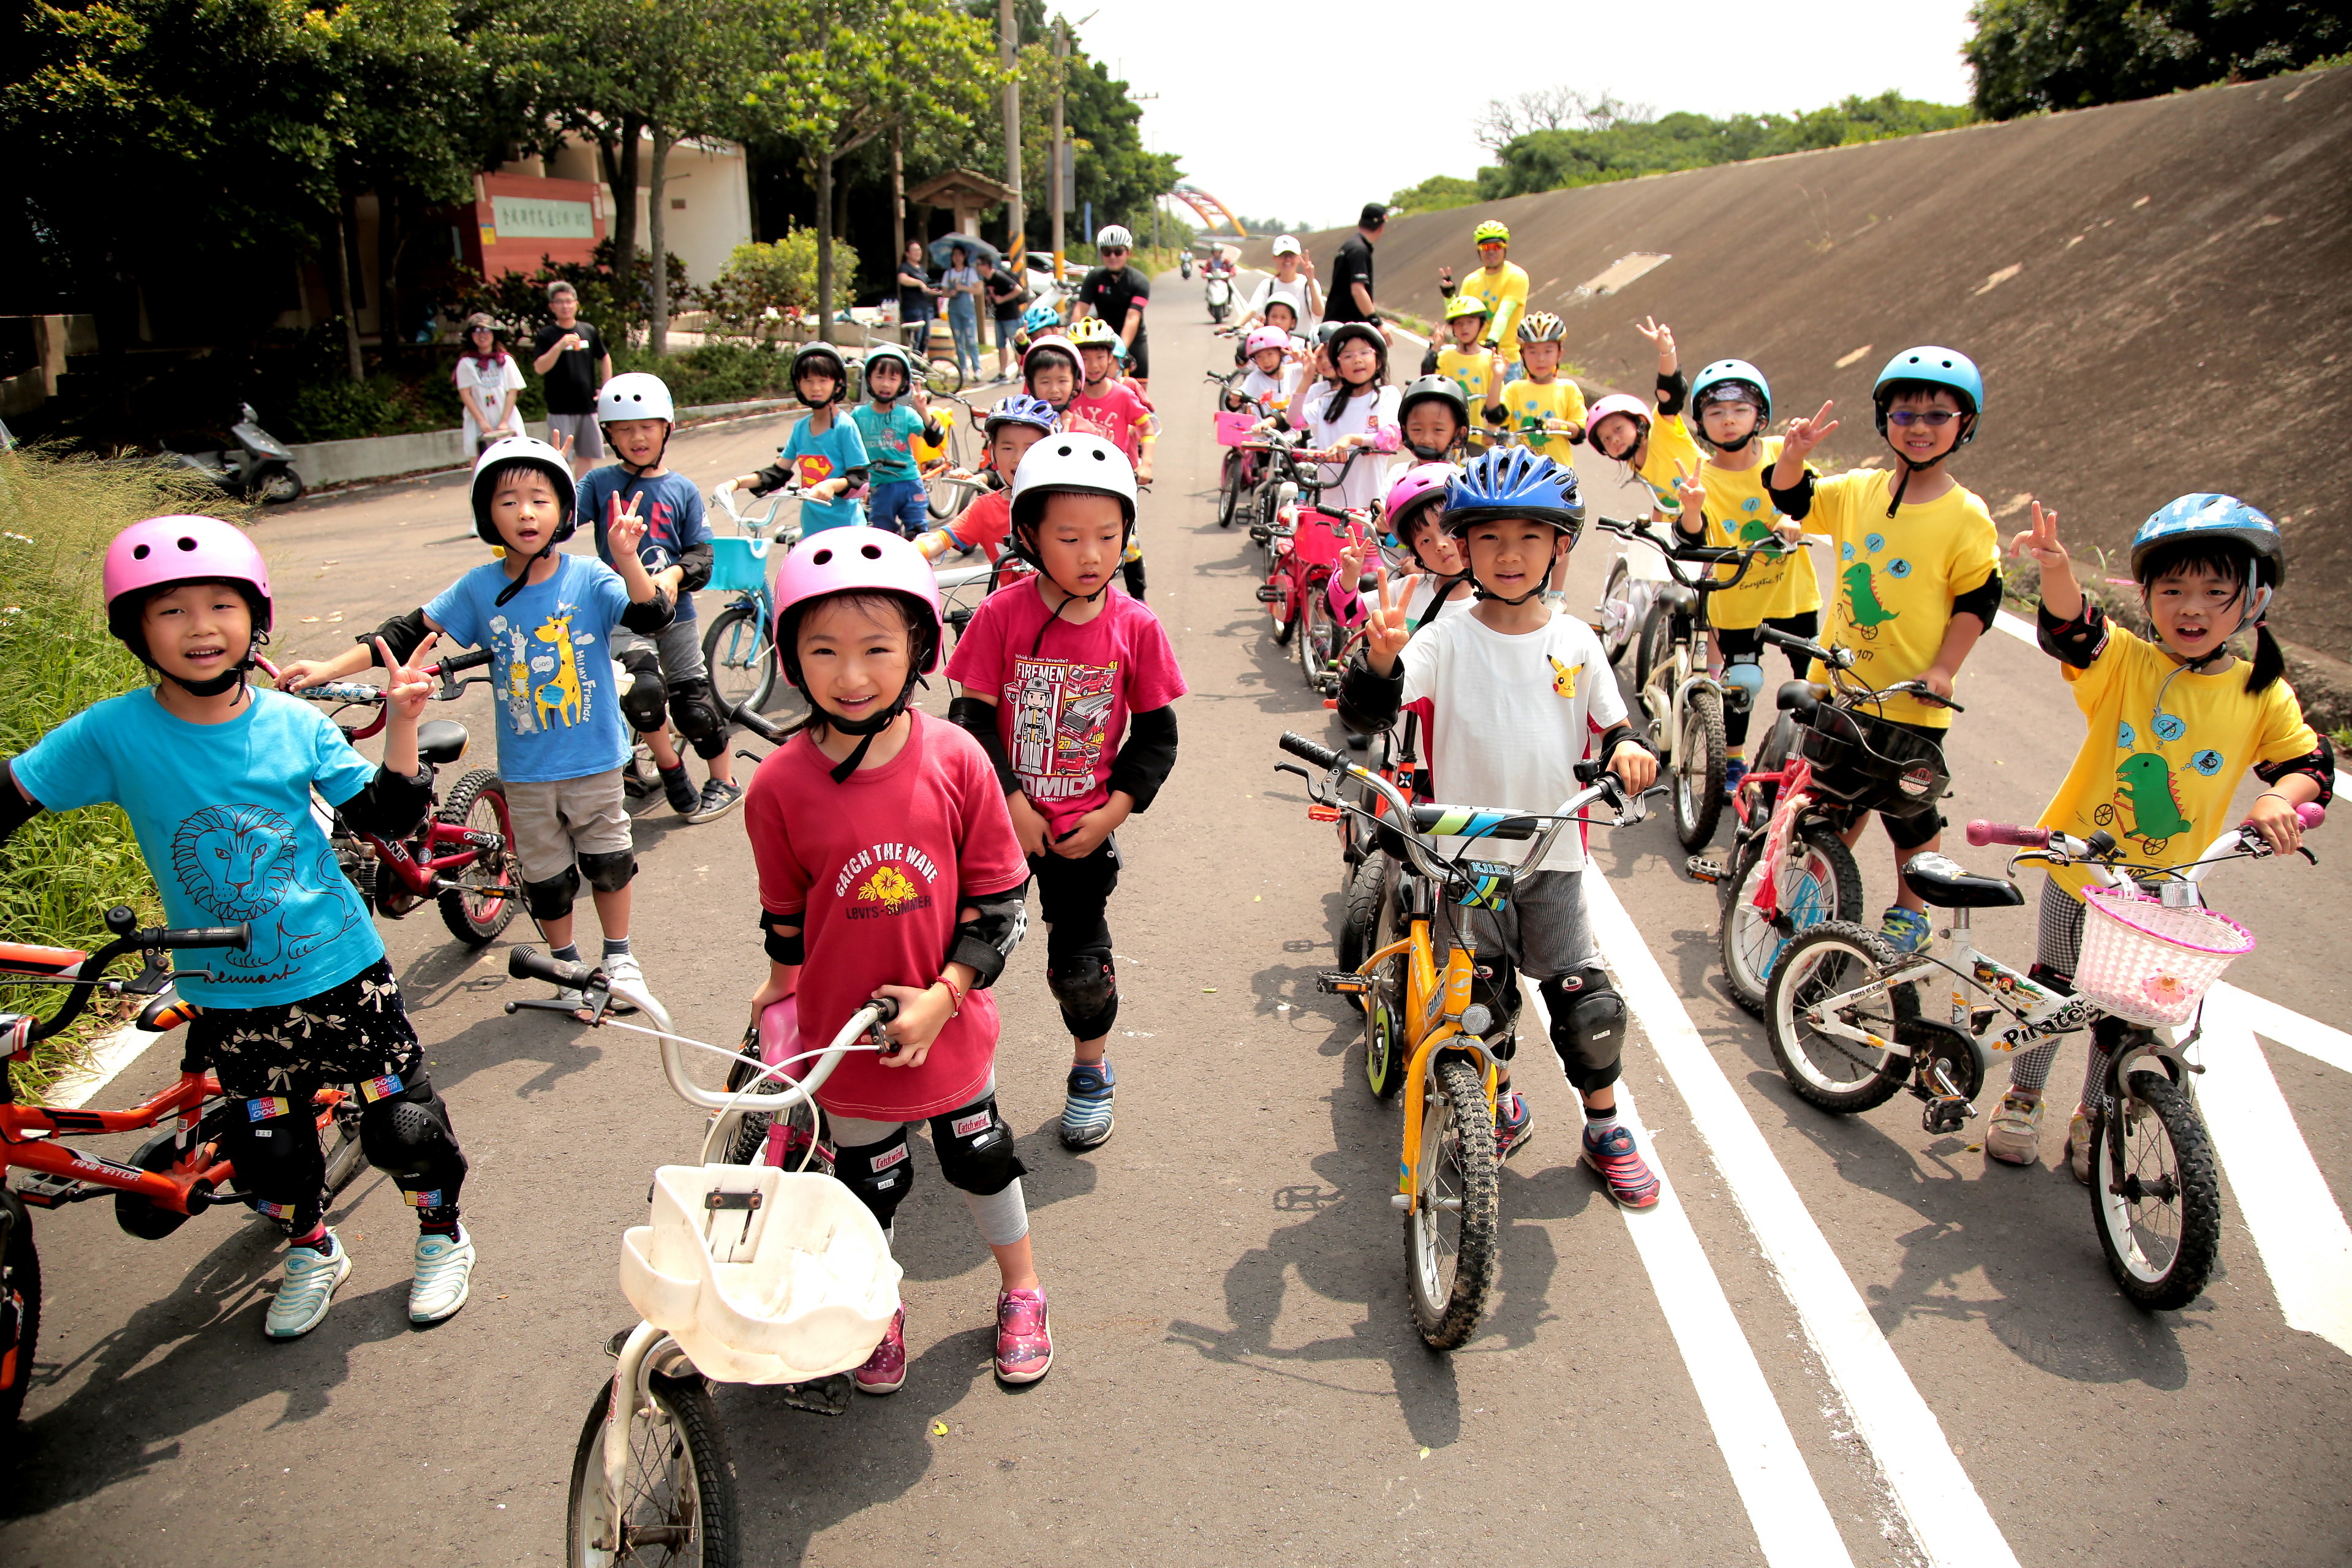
[284,397,801,489]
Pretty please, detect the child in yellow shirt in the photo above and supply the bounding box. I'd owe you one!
[1583,316,1697,524]
[1419,294,1502,443]
[1483,311,1587,459]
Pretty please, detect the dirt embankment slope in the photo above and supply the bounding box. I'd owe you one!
[1264,67,2352,663]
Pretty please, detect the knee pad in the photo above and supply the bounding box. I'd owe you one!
[1047,949,1118,1040]
[221,1095,326,1229]
[833,1126,915,1229]
[524,865,581,921]
[1722,658,1765,712]
[1540,968,1626,1093]
[1883,807,1944,854]
[932,1097,1027,1197]
[578,850,637,895]
[358,1080,468,1207]
[667,678,728,758]
[617,647,668,734]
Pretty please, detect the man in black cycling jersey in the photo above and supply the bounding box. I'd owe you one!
[1072,224,1152,391]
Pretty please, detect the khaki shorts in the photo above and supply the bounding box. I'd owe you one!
[505,769,633,883]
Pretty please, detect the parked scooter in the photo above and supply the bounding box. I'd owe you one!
[169,403,304,505]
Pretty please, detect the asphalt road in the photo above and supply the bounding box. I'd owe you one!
[3,283,2348,1566]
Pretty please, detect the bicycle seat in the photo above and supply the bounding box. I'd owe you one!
[1901,853,2024,910]
[417,719,469,766]
[1409,803,1539,840]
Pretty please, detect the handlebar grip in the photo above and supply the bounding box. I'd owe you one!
[1757,625,1818,653]
[1278,731,1343,770]
[1574,760,1604,785]
[507,944,595,989]
[1672,546,1744,564]
[433,647,494,676]
[1967,821,2050,849]
[160,924,251,950]
[869,996,901,1024]
[303,682,386,704]
[2296,802,2326,829]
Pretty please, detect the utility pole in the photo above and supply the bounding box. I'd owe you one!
[1050,17,1068,281]
[1000,0,1023,259]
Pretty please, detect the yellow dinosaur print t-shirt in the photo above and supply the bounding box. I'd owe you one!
[1801,468,1999,728]
[2038,624,2320,901]
[1631,411,1703,522]
[1491,377,1589,458]
[1691,436,1822,630]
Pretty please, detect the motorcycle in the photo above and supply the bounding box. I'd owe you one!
[1205,268,1234,324]
[168,402,304,505]
[1180,253,1194,280]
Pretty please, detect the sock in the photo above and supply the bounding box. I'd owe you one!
[1583,1107,1621,1141]
[659,760,688,775]
[420,1213,461,1239]
[550,943,581,964]
[1727,746,1746,762]
[291,1224,331,1254]
[603,936,632,958]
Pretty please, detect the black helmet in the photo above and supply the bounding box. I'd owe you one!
[1321,320,1389,385]
[790,342,850,406]
[1397,375,1469,459]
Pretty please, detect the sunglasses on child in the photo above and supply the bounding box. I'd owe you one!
[1886,409,1964,428]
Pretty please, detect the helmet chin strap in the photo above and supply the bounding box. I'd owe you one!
[813,676,927,783]
[494,541,560,607]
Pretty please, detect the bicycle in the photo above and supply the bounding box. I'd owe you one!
[1276,731,1660,1349]
[276,649,518,946]
[703,480,817,725]
[1763,803,2323,1310]
[916,392,982,521]
[1255,445,1380,696]
[1692,623,1958,1017]
[0,910,376,1429]
[1207,372,1278,530]
[855,324,962,398]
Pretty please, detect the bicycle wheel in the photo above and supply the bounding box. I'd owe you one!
[1270,576,1297,646]
[1720,821,1865,1018]
[721,1037,788,1165]
[567,1368,741,1567]
[701,601,778,719]
[924,356,964,397]
[1634,600,1675,698]
[1297,584,1336,692]
[1404,1056,1501,1349]
[1598,557,1638,666]
[1672,690,1727,851]
[436,769,519,946]
[1362,878,1410,1102]
[1765,922,1910,1113]
[2090,1068,2222,1311]
[322,1095,368,1196]
[1218,452,1243,528]
[1338,850,1383,973]
[0,1192,39,1430]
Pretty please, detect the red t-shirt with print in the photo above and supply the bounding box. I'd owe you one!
[944,577,1189,835]
[1062,382,1157,464]
[745,709,1028,1121]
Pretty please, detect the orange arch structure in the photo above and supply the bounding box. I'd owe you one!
[1166,184,1245,238]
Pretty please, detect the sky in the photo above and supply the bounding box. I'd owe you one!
[1070,0,1981,232]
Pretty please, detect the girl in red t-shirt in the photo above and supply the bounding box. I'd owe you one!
[744,526,1050,1390]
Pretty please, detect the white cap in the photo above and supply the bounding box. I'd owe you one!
[1272,235,1302,256]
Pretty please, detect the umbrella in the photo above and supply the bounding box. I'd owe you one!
[928,233,1003,270]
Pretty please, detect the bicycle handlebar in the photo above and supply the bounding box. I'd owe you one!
[1967,821,2050,849]
[16,911,251,1040]
[1279,731,1342,769]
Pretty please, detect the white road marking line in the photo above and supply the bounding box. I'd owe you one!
[2211,981,2352,1075]
[45,1021,160,1111]
[1584,876,2022,1568]
[1523,989,1855,1566]
[2188,989,2352,1355]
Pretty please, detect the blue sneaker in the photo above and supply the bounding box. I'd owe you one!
[1879,905,1934,954]
[1581,1123,1661,1208]
[1493,1090,1534,1162]
[1061,1060,1115,1150]
[1723,759,1748,800]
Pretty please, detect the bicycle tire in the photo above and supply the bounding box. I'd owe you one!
[1672,690,1728,851]
[0,1192,39,1430]
[1270,579,1297,646]
[322,1096,367,1196]
[1765,922,1911,1113]
[1362,880,1410,1102]
[1296,586,1333,692]
[1404,1056,1501,1349]
[1635,599,1675,698]
[1338,851,1384,973]
[924,358,964,397]
[1599,557,1637,666]
[566,1368,741,1567]
[1721,821,1865,1018]
[701,601,778,718]
[436,769,519,946]
[1218,452,1243,528]
[2090,1068,2222,1311]
[722,1039,788,1165]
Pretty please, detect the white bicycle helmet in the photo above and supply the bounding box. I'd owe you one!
[597,372,676,424]
[1009,432,1138,531]
[1096,224,1135,251]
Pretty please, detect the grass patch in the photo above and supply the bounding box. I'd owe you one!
[0,450,194,1100]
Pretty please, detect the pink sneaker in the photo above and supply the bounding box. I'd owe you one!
[994,1288,1053,1384]
[854,1307,907,1395]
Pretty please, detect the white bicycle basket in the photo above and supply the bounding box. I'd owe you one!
[619,1164,902,1384]
[2075,887,2254,1028]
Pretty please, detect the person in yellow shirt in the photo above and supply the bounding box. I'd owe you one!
[1483,311,1588,608]
[1987,495,2329,1174]
[1437,219,1531,377]
[1768,346,2003,954]
[1585,317,1695,516]
[1419,294,1503,441]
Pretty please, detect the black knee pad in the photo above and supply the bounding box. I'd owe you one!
[1883,807,1944,854]
[1047,949,1118,1040]
[221,1093,326,1232]
[668,678,728,758]
[358,1079,468,1209]
[578,850,636,895]
[618,646,668,734]
[524,865,581,921]
[932,1097,1027,1197]
[1540,968,1626,1093]
[833,1125,915,1229]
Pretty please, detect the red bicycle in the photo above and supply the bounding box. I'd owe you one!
[1254,443,1379,696]
[277,649,518,946]
[0,910,367,1430]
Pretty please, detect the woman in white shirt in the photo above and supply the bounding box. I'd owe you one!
[453,314,526,450]
[1275,322,1400,514]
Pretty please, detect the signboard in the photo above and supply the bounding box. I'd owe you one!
[460,172,606,278]
[489,195,595,241]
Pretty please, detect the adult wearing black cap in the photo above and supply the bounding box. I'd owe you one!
[1323,203,1389,341]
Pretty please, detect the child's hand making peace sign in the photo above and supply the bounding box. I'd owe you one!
[1362,568,1412,676]
[2008,500,2083,620]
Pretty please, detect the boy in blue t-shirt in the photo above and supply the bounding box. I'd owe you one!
[8,514,473,1340]
[727,342,869,534]
[579,372,742,823]
[848,343,949,537]
[282,437,676,1024]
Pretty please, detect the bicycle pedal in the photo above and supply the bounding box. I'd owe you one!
[11,1170,81,1207]
[1254,585,1284,603]
[1921,1096,1975,1136]
[1316,970,1372,996]
[1686,856,1726,884]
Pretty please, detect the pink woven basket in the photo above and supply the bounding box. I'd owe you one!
[2075,886,2254,1027]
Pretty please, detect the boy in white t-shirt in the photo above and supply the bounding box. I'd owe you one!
[1336,448,1663,1207]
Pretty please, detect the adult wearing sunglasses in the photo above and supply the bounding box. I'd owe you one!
[1071,224,1152,393]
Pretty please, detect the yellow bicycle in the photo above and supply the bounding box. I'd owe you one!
[1275,731,1657,1348]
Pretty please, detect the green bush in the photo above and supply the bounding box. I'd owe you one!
[610,342,797,408]
[696,229,859,336]
[0,451,195,1098]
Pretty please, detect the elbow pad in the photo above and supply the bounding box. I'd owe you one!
[948,696,1015,794]
[337,766,434,838]
[619,589,675,635]
[1481,404,1509,428]
[921,418,948,445]
[358,607,431,666]
[0,760,44,848]
[948,882,1030,987]
[760,909,805,967]
[1336,650,1404,734]
[2253,738,2337,805]
[674,541,714,594]
[1765,471,1814,520]
[1951,572,2005,629]
[1656,369,1687,418]
[2036,596,2109,669]
[1106,706,1179,814]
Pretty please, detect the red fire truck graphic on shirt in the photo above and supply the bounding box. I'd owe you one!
[1007,654,1118,803]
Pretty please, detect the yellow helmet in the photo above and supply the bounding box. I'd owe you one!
[1472,219,1510,246]
[1444,293,1492,322]
[1517,310,1567,344]
[1068,317,1120,349]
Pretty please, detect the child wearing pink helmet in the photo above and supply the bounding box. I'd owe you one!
[4,516,477,1339]
[743,526,1051,1390]
[1227,326,1302,415]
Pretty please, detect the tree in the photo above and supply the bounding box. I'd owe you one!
[1474,87,1654,154]
[1965,0,2350,119]
[1387,175,1481,217]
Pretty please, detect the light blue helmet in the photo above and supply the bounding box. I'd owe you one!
[1872,345,1983,445]
[1689,359,1771,453]
[1022,301,1061,335]
[2129,494,2283,591]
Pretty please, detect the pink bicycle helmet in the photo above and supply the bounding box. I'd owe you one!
[1585,393,1652,459]
[1384,463,1460,564]
[104,515,274,648]
[773,526,946,682]
[1244,326,1291,358]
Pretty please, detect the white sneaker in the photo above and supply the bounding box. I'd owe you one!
[266,1231,351,1340]
[601,951,673,1034]
[409,1225,475,1324]
[1985,1092,2043,1164]
[2065,1109,2094,1185]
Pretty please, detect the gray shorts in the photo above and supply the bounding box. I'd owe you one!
[1463,867,1598,981]
[505,768,633,883]
[611,617,707,685]
[547,413,605,461]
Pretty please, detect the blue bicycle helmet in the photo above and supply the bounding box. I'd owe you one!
[1022,301,1061,335]
[1872,345,1982,440]
[1442,447,1584,540]
[2130,494,2284,590]
[984,393,1060,437]
[1689,359,1771,453]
